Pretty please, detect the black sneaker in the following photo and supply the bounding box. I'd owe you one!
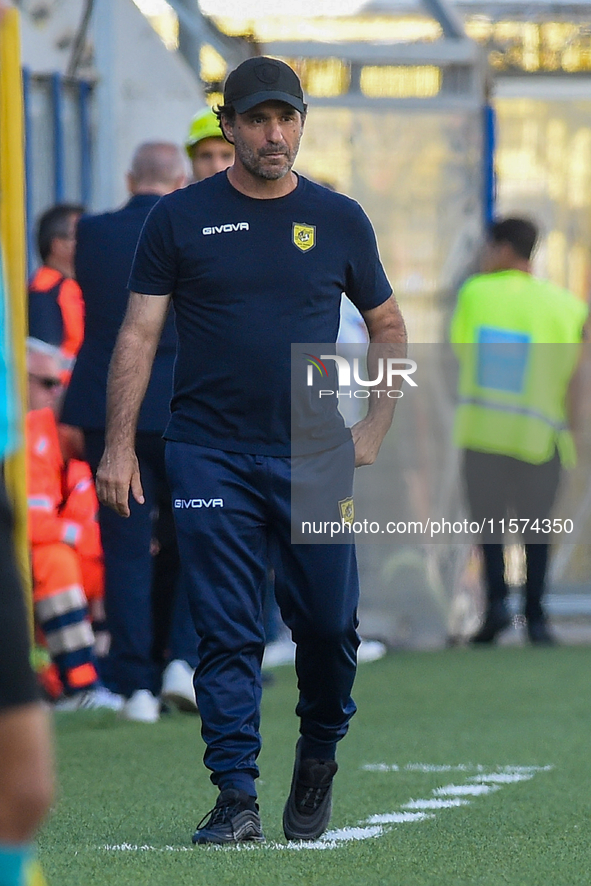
[470,604,512,644]
[527,619,557,646]
[283,739,338,841]
[192,788,264,845]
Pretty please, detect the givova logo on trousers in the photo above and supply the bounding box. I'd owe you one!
[174,499,224,508]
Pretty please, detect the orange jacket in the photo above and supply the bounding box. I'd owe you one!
[28,266,85,380]
[26,408,102,560]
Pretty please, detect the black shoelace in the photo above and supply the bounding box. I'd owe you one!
[295,782,331,813]
[195,797,242,830]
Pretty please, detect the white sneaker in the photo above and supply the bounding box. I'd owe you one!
[262,637,296,668]
[119,689,160,723]
[161,659,198,714]
[54,686,123,712]
[262,637,387,667]
[357,639,387,663]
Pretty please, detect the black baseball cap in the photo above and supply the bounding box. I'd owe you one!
[223,57,306,114]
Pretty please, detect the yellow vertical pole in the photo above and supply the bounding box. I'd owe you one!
[0,7,32,625]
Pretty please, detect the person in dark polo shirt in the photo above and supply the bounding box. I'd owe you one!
[61,142,190,723]
[96,59,407,843]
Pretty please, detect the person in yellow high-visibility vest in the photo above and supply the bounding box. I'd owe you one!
[451,217,588,645]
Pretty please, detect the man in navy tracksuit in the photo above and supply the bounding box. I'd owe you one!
[61,143,198,722]
[96,58,407,844]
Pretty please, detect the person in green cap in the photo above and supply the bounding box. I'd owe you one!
[185,106,234,183]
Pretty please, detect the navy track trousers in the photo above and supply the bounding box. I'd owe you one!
[166,439,360,795]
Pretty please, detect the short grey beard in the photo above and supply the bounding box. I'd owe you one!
[240,149,292,181]
[253,164,290,181]
[234,133,301,182]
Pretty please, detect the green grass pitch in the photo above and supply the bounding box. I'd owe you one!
[40,646,591,885]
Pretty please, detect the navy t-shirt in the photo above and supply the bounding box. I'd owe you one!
[128,172,391,455]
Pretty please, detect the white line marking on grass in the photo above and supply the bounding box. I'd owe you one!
[469,773,532,784]
[102,828,386,854]
[362,763,401,772]
[402,798,470,809]
[200,842,327,853]
[403,763,483,773]
[363,763,553,776]
[434,784,501,797]
[103,844,192,852]
[321,826,384,843]
[101,764,554,854]
[367,812,432,824]
[363,763,483,773]
[221,831,386,851]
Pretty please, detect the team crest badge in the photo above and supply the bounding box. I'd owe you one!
[339,497,355,526]
[292,223,316,252]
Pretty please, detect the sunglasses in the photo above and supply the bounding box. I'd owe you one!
[28,373,62,390]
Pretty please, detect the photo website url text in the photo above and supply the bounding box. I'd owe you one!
[301,518,574,538]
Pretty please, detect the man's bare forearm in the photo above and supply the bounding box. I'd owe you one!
[104,325,156,451]
[365,294,408,430]
[353,294,408,466]
[96,292,170,515]
[104,292,170,452]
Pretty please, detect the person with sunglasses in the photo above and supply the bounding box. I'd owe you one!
[26,338,121,710]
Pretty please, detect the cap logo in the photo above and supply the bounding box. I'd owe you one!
[224,56,305,114]
[256,62,281,85]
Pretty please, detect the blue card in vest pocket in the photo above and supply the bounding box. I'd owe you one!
[477,326,531,394]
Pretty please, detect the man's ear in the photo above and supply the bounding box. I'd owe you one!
[220,115,235,145]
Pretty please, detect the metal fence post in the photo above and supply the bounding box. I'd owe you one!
[79,80,92,207]
[51,71,65,203]
[22,66,34,276]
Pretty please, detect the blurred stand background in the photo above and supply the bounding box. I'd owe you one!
[13,0,591,646]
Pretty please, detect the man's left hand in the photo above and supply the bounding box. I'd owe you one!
[351,417,390,467]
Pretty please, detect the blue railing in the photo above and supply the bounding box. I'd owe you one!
[483,102,496,226]
[21,69,94,276]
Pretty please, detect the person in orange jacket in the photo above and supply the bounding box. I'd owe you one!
[28,204,85,384]
[26,338,121,710]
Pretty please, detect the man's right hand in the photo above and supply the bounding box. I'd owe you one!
[95,448,145,517]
